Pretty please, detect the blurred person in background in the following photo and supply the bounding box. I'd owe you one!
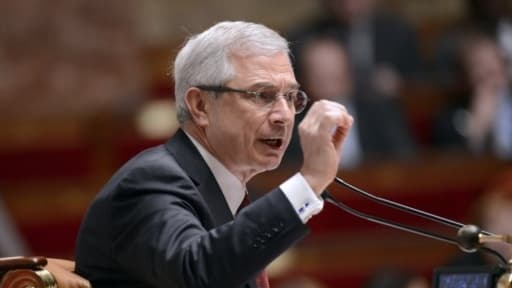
[283,34,416,170]
[288,0,422,100]
[434,0,512,88]
[285,35,361,169]
[433,33,512,160]
[286,0,418,166]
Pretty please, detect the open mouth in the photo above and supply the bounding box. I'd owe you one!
[261,138,283,149]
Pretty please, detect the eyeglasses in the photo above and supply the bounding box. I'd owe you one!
[196,85,308,114]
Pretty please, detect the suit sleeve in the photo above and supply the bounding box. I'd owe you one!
[109,166,309,288]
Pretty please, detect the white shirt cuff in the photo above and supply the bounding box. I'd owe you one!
[280,173,324,223]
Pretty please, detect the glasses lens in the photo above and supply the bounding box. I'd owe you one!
[292,90,308,114]
[255,88,278,104]
[251,88,308,114]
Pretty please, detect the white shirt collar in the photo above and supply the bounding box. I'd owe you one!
[184,131,246,216]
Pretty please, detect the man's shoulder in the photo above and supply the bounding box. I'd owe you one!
[112,143,192,187]
[95,131,202,200]
[124,144,177,170]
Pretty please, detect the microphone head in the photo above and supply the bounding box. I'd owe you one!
[457,224,482,253]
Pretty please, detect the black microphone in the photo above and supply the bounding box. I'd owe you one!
[324,176,508,265]
[457,224,481,253]
[457,224,512,264]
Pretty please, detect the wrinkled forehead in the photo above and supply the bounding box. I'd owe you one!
[227,52,298,89]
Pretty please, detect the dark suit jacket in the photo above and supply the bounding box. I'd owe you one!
[75,129,309,288]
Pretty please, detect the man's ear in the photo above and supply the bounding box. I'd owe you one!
[184,87,209,127]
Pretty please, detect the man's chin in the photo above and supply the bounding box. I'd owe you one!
[259,156,283,172]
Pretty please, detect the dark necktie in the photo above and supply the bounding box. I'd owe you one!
[256,269,270,288]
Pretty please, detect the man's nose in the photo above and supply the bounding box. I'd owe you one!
[268,97,294,125]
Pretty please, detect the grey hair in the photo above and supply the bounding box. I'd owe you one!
[172,21,290,123]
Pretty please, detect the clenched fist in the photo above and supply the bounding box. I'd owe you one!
[299,100,353,194]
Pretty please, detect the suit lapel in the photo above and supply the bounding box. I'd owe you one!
[166,129,257,288]
[165,129,234,226]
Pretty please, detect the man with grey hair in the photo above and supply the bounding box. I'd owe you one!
[75,21,353,288]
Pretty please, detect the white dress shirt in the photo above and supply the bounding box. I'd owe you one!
[185,132,323,223]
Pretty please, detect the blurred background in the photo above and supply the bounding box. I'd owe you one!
[0,0,511,287]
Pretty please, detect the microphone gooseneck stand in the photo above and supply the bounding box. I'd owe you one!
[325,176,512,286]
